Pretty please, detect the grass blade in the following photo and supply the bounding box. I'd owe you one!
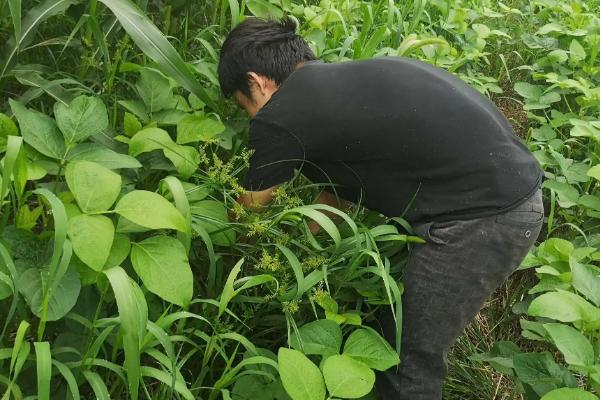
[98,0,217,110]
[8,0,21,42]
[52,359,80,400]
[83,370,111,400]
[33,342,51,400]
[162,176,191,252]
[104,266,147,400]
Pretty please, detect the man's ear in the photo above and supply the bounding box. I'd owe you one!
[247,72,268,96]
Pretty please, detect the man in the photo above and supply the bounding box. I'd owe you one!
[218,17,543,399]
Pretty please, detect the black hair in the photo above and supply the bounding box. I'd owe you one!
[218,17,317,98]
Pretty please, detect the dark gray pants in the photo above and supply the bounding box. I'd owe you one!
[375,188,544,399]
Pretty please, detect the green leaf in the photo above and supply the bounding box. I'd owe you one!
[246,0,284,19]
[541,388,598,400]
[587,165,600,181]
[322,354,375,398]
[67,215,115,271]
[343,327,399,371]
[513,352,578,396]
[9,99,66,159]
[54,95,108,144]
[66,143,142,169]
[18,266,81,321]
[98,0,217,110]
[176,114,225,144]
[130,235,192,307]
[543,180,579,208]
[544,323,594,367]
[66,161,122,213]
[571,259,600,306]
[278,347,325,400]
[104,233,131,268]
[289,319,342,356]
[33,341,51,400]
[569,39,586,63]
[135,68,173,113]
[114,190,187,232]
[514,82,542,99]
[0,112,18,151]
[190,200,235,246]
[129,127,200,179]
[528,290,600,323]
[124,112,142,137]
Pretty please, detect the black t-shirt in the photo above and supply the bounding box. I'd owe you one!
[242,57,542,223]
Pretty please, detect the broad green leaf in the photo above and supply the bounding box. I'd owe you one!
[104,233,131,268]
[322,354,375,398]
[66,143,142,169]
[9,99,66,159]
[0,112,18,151]
[176,114,225,144]
[289,319,342,355]
[569,39,586,63]
[114,190,187,232]
[17,266,81,321]
[131,235,193,307]
[541,388,598,400]
[135,68,173,113]
[514,82,542,99]
[191,200,235,246]
[571,259,600,306]
[587,165,600,181]
[98,0,217,110]
[278,347,325,400]
[544,323,594,367]
[129,127,200,179]
[124,112,142,137]
[343,327,399,371]
[246,0,284,18]
[66,161,122,213]
[54,95,108,144]
[543,180,579,208]
[528,290,600,323]
[67,215,114,271]
[513,352,578,396]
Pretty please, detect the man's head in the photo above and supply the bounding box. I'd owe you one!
[218,17,316,117]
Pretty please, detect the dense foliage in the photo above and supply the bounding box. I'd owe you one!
[0,0,599,399]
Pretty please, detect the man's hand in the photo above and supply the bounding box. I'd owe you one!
[236,186,278,212]
[309,190,353,234]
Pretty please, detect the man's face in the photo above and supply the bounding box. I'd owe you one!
[234,73,278,117]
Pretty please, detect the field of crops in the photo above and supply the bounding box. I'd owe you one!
[0,0,599,399]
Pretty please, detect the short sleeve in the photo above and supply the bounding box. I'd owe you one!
[242,119,305,191]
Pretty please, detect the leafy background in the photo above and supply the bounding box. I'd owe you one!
[0,0,599,399]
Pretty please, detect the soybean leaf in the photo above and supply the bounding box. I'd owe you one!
[135,68,173,114]
[541,388,598,400]
[66,161,122,213]
[277,347,325,400]
[0,112,19,152]
[98,0,217,110]
[17,266,81,321]
[66,143,142,169]
[246,0,283,18]
[54,95,108,144]
[124,112,142,137]
[104,233,131,268]
[544,323,594,367]
[528,290,600,323]
[570,259,600,306]
[176,114,225,144]
[130,235,193,307]
[9,99,66,159]
[114,190,187,232]
[343,327,399,371]
[289,319,342,355]
[129,127,200,179]
[322,354,375,398]
[67,215,114,271]
[513,352,578,396]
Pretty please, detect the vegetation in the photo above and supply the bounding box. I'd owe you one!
[0,0,598,399]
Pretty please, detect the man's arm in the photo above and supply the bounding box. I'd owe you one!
[237,186,278,212]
